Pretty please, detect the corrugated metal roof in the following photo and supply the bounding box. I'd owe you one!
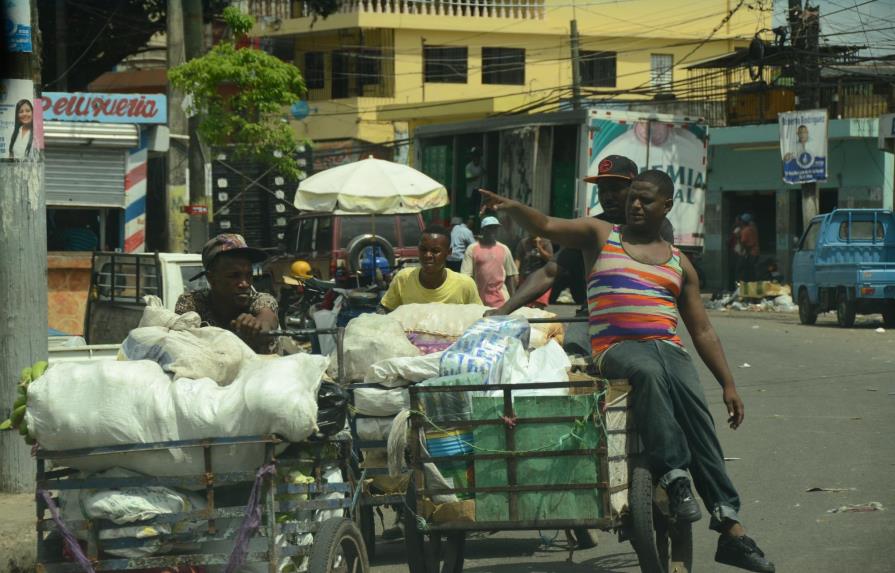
[44,121,139,148]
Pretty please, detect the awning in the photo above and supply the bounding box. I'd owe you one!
[44,121,139,148]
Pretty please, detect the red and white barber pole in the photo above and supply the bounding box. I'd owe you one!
[124,133,148,253]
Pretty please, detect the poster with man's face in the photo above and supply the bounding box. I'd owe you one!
[0,79,42,161]
[779,110,828,184]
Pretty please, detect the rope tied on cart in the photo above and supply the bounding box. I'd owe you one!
[38,489,96,573]
[408,390,607,456]
[225,462,277,573]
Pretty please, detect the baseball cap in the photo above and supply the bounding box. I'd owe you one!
[582,155,638,184]
[481,216,501,228]
[202,233,267,269]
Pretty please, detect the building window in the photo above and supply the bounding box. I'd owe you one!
[424,46,468,83]
[304,52,325,90]
[580,51,616,88]
[482,47,525,85]
[651,53,673,91]
[332,51,349,98]
[356,48,382,93]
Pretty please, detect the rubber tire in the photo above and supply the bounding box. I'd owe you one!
[308,517,369,573]
[798,289,818,326]
[358,504,377,562]
[629,458,665,573]
[882,301,895,328]
[346,235,396,275]
[836,290,856,328]
[654,506,693,573]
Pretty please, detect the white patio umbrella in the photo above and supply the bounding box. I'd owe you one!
[293,156,449,214]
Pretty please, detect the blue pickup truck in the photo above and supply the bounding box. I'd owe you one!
[793,209,895,327]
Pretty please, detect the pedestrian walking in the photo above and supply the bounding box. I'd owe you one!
[461,216,518,308]
[514,233,553,308]
[447,216,476,273]
[737,214,759,283]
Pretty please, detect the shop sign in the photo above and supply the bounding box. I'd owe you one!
[41,92,167,124]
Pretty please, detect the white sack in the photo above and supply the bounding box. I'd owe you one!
[139,297,201,331]
[389,303,561,348]
[60,468,206,558]
[439,317,530,385]
[516,339,570,397]
[122,326,256,386]
[353,387,410,416]
[364,352,444,388]
[27,354,328,477]
[356,417,394,441]
[339,314,420,382]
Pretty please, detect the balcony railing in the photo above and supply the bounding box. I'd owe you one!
[247,0,546,20]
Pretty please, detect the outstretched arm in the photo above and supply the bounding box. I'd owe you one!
[480,189,606,251]
[678,253,744,430]
[486,261,558,316]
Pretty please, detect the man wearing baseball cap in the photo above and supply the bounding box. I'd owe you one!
[175,233,279,353]
[461,215,518,308]
[487,154,673,321]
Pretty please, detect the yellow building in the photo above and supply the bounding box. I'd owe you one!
[248,0,767,157]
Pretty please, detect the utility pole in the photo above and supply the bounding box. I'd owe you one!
[167,0,189,252]
[789,0,821,224]
[184,0,208,252]
[570,18,582,110]
[0,0,45,493]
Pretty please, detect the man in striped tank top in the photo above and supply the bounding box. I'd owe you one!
[480,171,774,573]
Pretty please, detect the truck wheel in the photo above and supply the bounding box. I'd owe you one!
[308,517,369,573]
[798,289,818,325]
[882,302,895,328]
[836,290,856,328]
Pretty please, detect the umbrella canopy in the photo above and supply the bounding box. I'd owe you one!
[294,157,449,214]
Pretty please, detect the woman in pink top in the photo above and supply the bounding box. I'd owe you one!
[461,216,518,307]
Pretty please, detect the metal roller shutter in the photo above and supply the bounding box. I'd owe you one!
[46,147,127,207]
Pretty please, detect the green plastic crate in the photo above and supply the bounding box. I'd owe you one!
[472,394,604,523]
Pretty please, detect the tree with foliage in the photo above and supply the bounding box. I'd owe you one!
[169,7,307,180]
[38,0,339,92]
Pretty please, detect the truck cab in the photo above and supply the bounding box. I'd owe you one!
[793,209,895,327]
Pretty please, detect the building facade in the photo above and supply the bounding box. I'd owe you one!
[246,0,764,165]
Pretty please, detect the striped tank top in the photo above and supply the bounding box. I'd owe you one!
[587,225,684,356]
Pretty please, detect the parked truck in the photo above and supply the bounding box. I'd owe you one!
[49,252,205,363]
[792,209,895,327]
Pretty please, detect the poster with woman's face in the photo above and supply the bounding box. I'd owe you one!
[0,79,42,160]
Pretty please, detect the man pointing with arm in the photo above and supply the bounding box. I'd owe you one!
[479,172,774,573]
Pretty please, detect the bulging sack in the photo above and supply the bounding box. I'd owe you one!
[339,314,420,382]
[122,326,256,386]
[439,317,531,385]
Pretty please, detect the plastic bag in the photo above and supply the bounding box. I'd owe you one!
[339,314,420,382]
[364,352,444,388]
[356,418,394,441]
[352,387,410,416]
[316,382,348,437]
[439,317,530,385]
[418,373,486,423]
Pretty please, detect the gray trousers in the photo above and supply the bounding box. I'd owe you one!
[600,340,741,531]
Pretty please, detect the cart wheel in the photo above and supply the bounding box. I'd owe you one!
[357,503,376,561]
[403,484,466,573]
[629,457,694,573]
[308,517,369,573]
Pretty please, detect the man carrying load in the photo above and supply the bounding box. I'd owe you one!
[479,172,775,572]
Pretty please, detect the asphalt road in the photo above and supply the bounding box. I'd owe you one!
[369,308,895,573]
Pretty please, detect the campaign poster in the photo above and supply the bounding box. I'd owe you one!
[5,0,32,52]
[586,112,708,247]
[0,79,42,160]
[779,110,827,184]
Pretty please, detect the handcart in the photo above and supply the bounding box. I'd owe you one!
[35,327,369,573]
[400,316,694,573]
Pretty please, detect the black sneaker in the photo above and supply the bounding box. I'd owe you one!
[715,534,775,572]
[665,477,702,523]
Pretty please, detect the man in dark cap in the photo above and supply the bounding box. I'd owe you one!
[175,233,279,353]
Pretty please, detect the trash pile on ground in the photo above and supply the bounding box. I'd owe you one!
[705,282,798,313]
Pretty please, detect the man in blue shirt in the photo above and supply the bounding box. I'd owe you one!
[447,216,476,272]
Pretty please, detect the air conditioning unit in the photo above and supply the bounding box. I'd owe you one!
[879,113,895,152]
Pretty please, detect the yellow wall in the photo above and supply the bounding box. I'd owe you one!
[264,0,769,144]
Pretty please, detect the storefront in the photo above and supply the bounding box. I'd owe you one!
[42,91,168,253]
[42,92,168,335]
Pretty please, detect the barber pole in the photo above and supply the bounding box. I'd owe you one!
[124,132,148,253]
